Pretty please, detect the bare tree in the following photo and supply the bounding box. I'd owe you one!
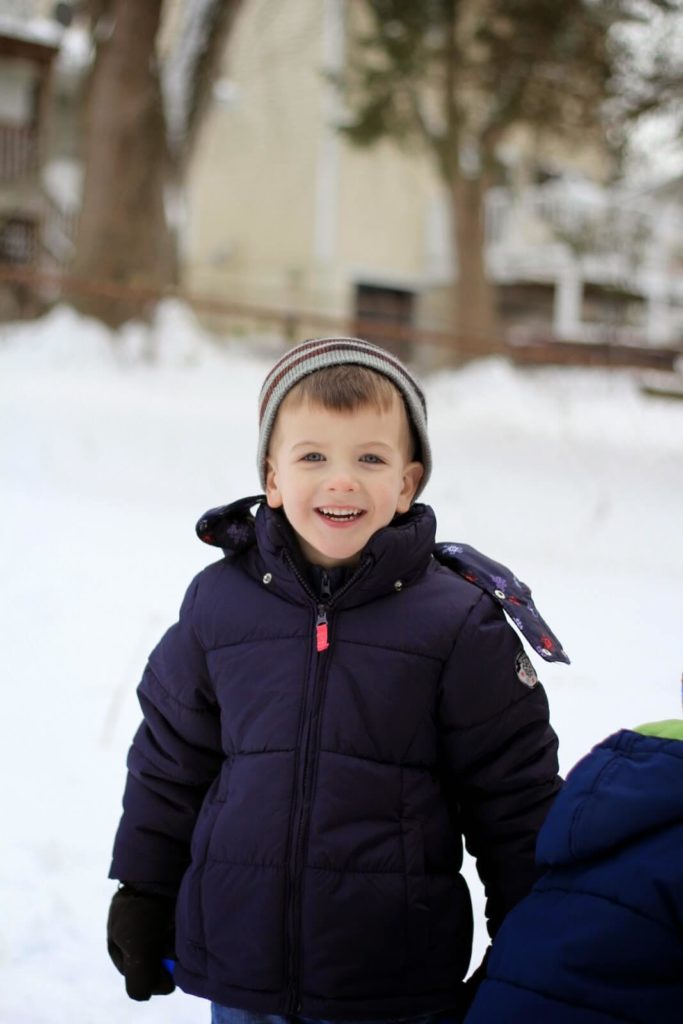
[70,0,243,327]
[70,0,174,326]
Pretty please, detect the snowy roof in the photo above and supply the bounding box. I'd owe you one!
[162,0,241,152]
[0,12,61,47]
[163,0,221,146]
[0,15,61,51]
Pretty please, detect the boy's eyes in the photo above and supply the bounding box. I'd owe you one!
[298,452,386,464]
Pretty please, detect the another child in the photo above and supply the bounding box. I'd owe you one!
[107,337,563,1023]
[465,719,683,1024]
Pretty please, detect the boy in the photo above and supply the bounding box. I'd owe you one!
[465,718,683,1024]
[107,336,562,1023]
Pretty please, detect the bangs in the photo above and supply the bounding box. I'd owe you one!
[285,365,399,413]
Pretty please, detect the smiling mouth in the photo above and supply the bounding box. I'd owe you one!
[316,507,366,522]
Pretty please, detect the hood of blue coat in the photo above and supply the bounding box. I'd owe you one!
[537,727,683,867]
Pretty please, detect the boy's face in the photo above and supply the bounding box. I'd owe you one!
[265,394,424,568]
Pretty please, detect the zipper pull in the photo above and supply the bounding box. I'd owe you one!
[316,605,329,652]
[316,570,331,652]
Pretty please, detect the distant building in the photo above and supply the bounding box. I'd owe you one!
[0,4,81,318]
[176,0,436,353]
[485,175,683,349]
[176,0,682,354]
[3,0,679,352]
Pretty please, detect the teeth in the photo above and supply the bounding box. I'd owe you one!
[318,507,363,520]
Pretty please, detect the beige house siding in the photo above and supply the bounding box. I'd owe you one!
[185,1,326,306]
[183,0,438,329]
[336,140,433,286]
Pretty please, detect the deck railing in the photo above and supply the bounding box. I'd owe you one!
[0,123,38,181]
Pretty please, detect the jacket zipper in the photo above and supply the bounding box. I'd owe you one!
[282,556,369,1013]
[316,570,331,652]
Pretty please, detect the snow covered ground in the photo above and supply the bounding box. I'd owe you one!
[1,303,682,1023]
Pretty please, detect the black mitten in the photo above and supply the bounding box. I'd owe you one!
[107,883,176,1001]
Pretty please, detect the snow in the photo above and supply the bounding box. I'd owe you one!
[55,24,92,77]
[1,302,682,1022]
[0,15,62,49]
[614,8,683,186]
[162,0,224,149]
[42,159,83,215]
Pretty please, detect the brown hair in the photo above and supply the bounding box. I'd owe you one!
[281,366,419,459]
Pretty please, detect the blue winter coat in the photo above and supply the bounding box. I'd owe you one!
[465,726,683,1024]
[109,496,560,1019]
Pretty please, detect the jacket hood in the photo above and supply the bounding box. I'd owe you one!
[537,727,683,867]
[196,494,266,557]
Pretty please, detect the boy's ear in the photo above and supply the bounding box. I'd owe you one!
[396,461,424,514]
[265,457,283,508]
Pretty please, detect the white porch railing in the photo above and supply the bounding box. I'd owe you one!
[424,181,683,346]
[0,123,38,181]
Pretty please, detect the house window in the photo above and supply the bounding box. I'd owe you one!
[354,283,415,359]
[0,216,38,264]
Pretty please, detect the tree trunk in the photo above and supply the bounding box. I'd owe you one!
[70,0,175,327]
[450,174,502,359]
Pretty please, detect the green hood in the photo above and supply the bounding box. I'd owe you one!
[633,719,683,742]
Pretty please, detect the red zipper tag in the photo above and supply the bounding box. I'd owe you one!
[316,622,329,652]
[316,605,329,652]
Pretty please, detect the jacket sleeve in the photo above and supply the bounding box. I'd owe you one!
[109,574,223,888]
[437,591,561,937]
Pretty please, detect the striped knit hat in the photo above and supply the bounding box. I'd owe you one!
[257,337,431,499]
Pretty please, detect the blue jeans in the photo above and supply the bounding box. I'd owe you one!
[210,1006,445,1024]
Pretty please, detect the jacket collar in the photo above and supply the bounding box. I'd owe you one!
[196,494,436,607]
[196,495,569,662]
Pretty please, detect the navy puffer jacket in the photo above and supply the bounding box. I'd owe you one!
[465,726,683,1024]
[110,497,560,1020]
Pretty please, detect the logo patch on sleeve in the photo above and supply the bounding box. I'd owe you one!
[515,650,538,688]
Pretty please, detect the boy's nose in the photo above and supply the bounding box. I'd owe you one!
[324,466,359,491]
